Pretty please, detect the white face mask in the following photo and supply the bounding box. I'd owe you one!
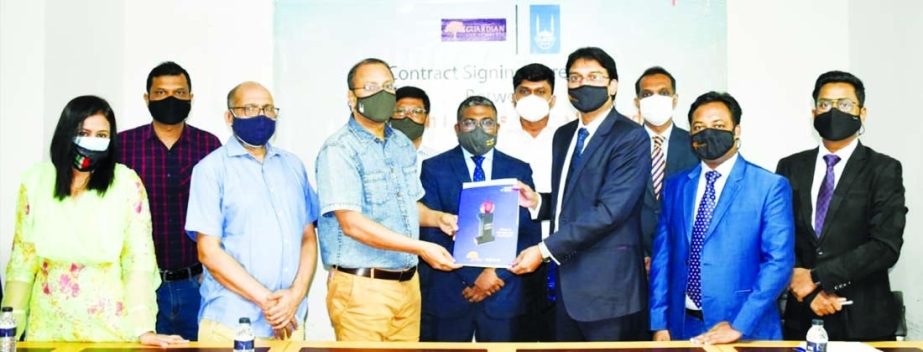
[639,95,675,126]
[514,94,551,122]
[74,136,110,151]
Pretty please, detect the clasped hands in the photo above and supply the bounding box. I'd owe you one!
[260,287,305,339]
[790,268,848,316]
[462,268,505,303]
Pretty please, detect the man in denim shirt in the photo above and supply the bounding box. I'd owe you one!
[316,58,461,342]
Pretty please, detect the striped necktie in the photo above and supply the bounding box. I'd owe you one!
[651,135,666,200]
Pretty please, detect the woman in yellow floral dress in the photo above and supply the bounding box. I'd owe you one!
[2,96,186,346]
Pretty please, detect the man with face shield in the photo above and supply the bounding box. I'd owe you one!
[417,96,541,342]
[777,71,906,341]
[186,82,320,342]
[119,61,221,341]
[315,58,461,342]
[649,91,794,343]
[633,66,699,273]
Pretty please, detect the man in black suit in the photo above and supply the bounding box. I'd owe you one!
[633,66,699,272]
[511,47,651,341]
[777,70,907,341]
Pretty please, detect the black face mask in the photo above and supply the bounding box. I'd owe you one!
[568,85,609,113]
[148,96,191,125]
[691,128,736,161]
[814,108,861,141]
[73,144,108,172]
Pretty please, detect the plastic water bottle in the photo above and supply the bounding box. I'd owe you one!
[0,307,16,352]
[806,318,828,352]
[233,317,255,352]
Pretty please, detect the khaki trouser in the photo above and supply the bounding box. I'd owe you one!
[198,318,305,342]
[326,269,421,341]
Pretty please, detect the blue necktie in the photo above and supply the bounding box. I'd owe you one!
[814,154,841,237]
[687,170,721,309]
[472,155,485,182]
[569,127,590,174]
[547,127,590,303]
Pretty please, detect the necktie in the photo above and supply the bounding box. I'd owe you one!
[569,127,590,173]
[548,127,589,303]
[688,170,721,309]
[472,155,486,182]
[814,154,841,236]
[652,135,666,200]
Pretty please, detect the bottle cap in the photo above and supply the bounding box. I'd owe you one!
[812,318,824,325]
[239,317,250,324]
[0,307,12,313]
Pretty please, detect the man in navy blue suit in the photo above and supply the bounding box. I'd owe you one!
[649,91,794,343]
[511,47,651,341]
[633,66,699,272]
[418,95,541,342]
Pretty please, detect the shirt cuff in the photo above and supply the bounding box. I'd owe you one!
[538,241,560,265]
[528,195,543,220]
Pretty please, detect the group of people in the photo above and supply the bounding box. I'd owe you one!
[1,46,906,345]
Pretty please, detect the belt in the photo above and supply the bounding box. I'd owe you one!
[334,266,416,282]
[159,264,203,282]
[686,308,704,321]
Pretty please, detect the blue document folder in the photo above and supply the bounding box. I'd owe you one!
[453,178,520,268]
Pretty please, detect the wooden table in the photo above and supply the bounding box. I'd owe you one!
[15,341,922,352]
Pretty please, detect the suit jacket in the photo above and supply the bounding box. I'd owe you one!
[535,109,650,322]
[418,146,542,319]
[641,125,699,256]
[650,155,795,339]
[776,142,906,339]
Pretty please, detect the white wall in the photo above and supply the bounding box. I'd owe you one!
[848,0,923,336]
[1,0,921,340]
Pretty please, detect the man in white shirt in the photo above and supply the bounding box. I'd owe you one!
[496,63,573,341]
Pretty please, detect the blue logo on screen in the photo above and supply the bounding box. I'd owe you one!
[530,5,560,54]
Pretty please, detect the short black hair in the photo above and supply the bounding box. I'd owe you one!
[49,95,119,200]
[146,61,191,94]
[634,66,676,96]
[812,70,865,106]
[347,58,393,89]
[456,95,497,121]
[395,86,430,113]
[688,91,742,126]
[513,63,555,91]
[565,47,618,81]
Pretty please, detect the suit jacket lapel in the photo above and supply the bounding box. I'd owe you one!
[797,149,820,242]
[492,150,510,179]
[705,156,745,240]
[665,125,686,175]
[683,164,701,243]
[449,146,472,184]
[819,143,868,241]
[563,110,618,205]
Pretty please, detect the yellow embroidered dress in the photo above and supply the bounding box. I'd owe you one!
[2,162,160,341]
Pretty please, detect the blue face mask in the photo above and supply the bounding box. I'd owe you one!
[232,115,276,146]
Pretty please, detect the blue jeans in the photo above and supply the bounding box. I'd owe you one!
[155,277,201,340]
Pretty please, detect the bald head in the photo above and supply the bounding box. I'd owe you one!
[227,81,273,109]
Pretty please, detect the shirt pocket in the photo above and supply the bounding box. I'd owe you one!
[402,166,421,199]
[362,172,390,208]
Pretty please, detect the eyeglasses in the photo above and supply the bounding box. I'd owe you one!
[393,107,427,117]
[567,72,610,85]
[353,82,396,94]
[229,104,280,118]
[816,98,859,113]
[459,118,498,132]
